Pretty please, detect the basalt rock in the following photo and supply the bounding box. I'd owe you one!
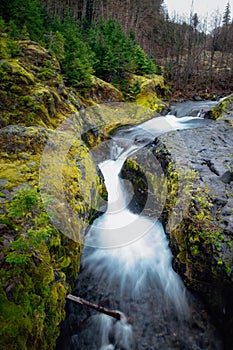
[153,108,233,349]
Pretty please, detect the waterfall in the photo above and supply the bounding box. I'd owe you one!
[83,128,190,349]
[57,105,223,350]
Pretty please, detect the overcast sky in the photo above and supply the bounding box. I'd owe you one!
[164,0,233,20]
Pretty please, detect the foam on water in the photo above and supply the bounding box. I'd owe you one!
[84,217,189,316]
[84,123,191,316]
[97,313,134,350]
[80,112,211,348]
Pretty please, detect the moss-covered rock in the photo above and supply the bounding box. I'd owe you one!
[0,39,82,128]
[205,94,233,120]
[84,76,123,104]
[0,124,97,349]
[146,113,233,348]
[127,74,170,111]
[120,103,233,348]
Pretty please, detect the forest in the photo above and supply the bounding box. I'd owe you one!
[0,0,233,96]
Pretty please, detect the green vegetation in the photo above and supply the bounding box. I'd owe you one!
[207,95,233,120]
[0,0,46,42]
[0,1,162,94]
[0,187,82,349]
[163,161,228,268]
[0,58,158,349]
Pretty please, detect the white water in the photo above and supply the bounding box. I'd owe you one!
[81,114,211,349]
[84,137,190,304]
[54,102,225,350]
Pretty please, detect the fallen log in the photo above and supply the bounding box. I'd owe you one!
[66,294,122,321]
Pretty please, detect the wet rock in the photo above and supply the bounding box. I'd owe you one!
[153,106,233,349]
[221,170,233,184]
[193,93,202,101]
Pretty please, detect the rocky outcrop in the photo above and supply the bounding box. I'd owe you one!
[0,124,99,349]
[84,76,123,103]
[155,108,233,348]
[127,73,169,111]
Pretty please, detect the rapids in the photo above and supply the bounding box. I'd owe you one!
[56,101,223,350]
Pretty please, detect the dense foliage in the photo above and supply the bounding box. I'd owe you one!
[0,0,160,91]
[0,187,81,349]
[2,0,233,93]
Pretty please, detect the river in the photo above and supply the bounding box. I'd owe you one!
[56,100,223,350]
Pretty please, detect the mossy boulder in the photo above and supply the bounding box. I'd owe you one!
[150,112,233,348]
[0,39,82,128]
[205,94,233,120]
[127,74,170,111]
[84,76,123,104]
[0,124,100,349]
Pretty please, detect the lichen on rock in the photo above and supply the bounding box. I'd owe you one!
[127,74,170,111]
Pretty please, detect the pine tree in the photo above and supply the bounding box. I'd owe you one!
[223,1,231,26]
[133,45,159,75]
[48,31,65,62]
[3,0,46,42]
[52,13,94,89]
[87,18,134,85]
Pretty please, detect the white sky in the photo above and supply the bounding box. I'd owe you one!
[164,0,233,20]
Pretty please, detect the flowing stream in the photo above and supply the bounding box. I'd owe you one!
[57,101,223,350]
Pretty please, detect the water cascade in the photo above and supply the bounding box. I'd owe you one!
[57,104,223,350]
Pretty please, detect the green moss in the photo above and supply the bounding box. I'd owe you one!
[125,159,139,171]
[190,245,200,257]
[0,285,32,350]
[0,123,93,347]
[0,186,82,349]
[208,95,233,120]
[127,74,170,111]
[84,76,123,103]
[136,91,167,111]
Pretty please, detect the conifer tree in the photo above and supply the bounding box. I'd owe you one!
[1,0,46,42]
[223,1,231,26]
[52,13,94,89]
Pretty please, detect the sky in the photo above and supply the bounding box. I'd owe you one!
[164,0,233,20]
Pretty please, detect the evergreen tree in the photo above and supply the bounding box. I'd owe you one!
[0,0,11,21]
[48,31,65,62]
[7,20,20,39]
[0,16,6,34]
[2,0,46,42]
[52,13,94,89]
[192,13,199,30]
[87,18,134,85]
[133,45,159,75]
[223,1,231,26]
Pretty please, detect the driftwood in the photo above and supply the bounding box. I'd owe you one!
[66,294,122,321]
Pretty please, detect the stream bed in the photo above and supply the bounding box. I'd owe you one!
[56,101,224,350]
